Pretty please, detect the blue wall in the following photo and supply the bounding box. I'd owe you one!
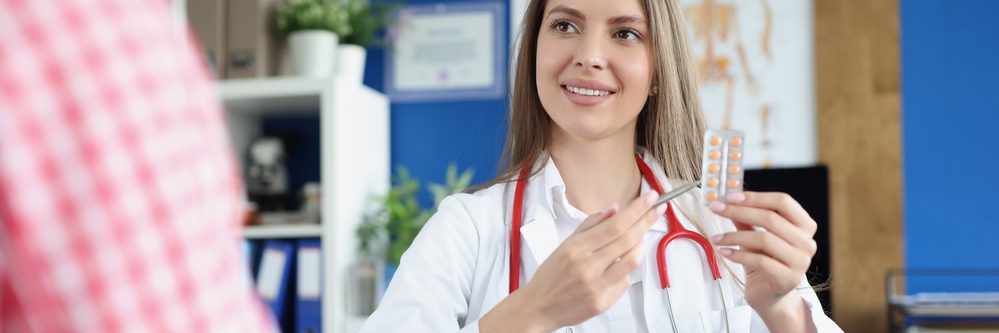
[901,0,999,292]
[365,0,511,207]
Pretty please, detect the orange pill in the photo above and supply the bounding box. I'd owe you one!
[709,136,722,146]
[707,178,719,187]
[727,179,740,188]
[709,150,721,160]
[729,151,742,160]
[708,163,720,173]
[706,192,718,201]
[729,165,741,174]
[730,136,743,146]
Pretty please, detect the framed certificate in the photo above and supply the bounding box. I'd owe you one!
[385,2,506,102]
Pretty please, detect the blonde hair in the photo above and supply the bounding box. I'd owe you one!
[483,0,832,295]
[479,0,755,288]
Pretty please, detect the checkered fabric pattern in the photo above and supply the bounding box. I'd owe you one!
[0,0,276,331]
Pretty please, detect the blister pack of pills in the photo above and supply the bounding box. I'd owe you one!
[700,129,745,205]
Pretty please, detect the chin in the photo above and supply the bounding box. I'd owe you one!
[557,120,628,142]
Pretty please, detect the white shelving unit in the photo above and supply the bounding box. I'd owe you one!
[243,224,323,239]
[220,76,389,333]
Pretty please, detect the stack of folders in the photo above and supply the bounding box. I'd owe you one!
[243,238,322,333]
[186,0,284,79]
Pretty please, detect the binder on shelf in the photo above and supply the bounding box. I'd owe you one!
[186,0,226,78]
[295,238,322,333]
[256,239,295,323]
[242,239,260,281]
[225,0,282,78]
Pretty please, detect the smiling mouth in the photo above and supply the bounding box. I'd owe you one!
[562,85,614,97]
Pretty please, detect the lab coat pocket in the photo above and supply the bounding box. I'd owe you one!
[698,304,751,333]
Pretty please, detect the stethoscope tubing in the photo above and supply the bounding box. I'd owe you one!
[507,155,730,332]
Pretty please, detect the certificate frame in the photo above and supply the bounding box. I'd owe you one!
[385,2,506,102]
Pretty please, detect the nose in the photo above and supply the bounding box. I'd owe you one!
[574,35,608,71]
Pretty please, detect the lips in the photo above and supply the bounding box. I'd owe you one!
[560,78,617,92]
[560,85,614,106]
[558,78,617,106]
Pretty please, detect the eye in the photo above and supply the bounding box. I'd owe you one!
[550,19,578,34]
[614,29,641,41]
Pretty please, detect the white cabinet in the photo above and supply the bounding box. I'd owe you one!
[219,76,389,333]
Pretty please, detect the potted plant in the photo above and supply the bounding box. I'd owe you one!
[277,0,351,77]
[337,0,398,83]
[357,164,474,282]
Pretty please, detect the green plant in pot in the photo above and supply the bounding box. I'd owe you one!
[276,0,351,77]
[341,0,398,47]
[336,0,399,83]
[357,164,474,280]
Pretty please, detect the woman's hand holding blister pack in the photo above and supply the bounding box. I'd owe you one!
[701,129,819,331]
[709,191,819,330]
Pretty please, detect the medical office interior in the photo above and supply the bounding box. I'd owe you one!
[3,0,996,332]
[178,0,999,331]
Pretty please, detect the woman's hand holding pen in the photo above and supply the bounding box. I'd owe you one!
[479,191,666,333]
[708,191,819,333]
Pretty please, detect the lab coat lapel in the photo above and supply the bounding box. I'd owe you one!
[517,155,571,277]
[519,201,557,279]
[507,157,560,286]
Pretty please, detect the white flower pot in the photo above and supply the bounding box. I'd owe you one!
[336,44,367,84]
[289,30,339,78]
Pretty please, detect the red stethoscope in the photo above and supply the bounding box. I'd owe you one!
[508,154,730,332]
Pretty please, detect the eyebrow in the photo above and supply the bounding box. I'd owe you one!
[547,5,585,20]
[608,15,646,26]
[546,5,647,26]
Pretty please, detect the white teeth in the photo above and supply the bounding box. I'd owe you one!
[565,85,610,96]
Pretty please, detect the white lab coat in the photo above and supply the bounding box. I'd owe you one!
[360,149,843,332]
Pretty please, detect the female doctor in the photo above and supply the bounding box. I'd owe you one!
[361,0,843,331]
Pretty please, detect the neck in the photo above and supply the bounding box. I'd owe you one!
[549,131,642,215]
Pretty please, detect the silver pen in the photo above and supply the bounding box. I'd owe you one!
[648,180,700,211]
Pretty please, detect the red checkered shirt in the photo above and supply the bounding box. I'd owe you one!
[0,0,276,331]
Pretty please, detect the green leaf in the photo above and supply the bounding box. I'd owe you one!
[276,0,353,36]
[355,162,474,265]
[339,0,402,47]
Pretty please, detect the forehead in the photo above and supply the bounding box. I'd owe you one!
[543,0,647,20]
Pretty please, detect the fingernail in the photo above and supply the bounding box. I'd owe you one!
[644,191,659,207]
[719,248,733,257]
[726,192,746,203]
[708,201,726,212]
[710,234,723,243]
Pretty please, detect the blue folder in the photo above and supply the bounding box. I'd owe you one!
[256,239,295,325]
[242,240,260,280]
[295,238,322,333]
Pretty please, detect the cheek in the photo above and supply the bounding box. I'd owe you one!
[535,39,569,84]
[616,52,652,96]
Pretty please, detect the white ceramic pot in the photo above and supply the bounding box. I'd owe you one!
[337,44,367,84]
[288,30,339,77]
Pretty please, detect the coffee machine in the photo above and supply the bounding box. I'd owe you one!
[246,137,288,211]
